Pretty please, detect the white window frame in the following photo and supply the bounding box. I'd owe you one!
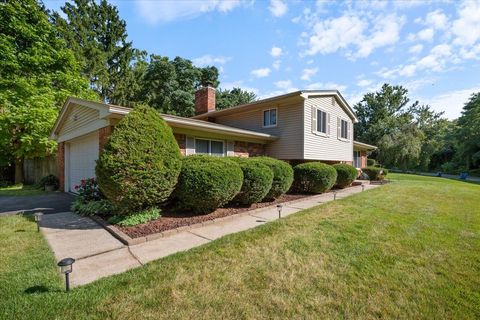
[262,108,278,128]
[194,138,225,157]
[312,106,330,137]
[337,117,350,142]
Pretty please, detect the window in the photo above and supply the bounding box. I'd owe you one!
[263,108,277,127]
[340,119,349,139]
[195,139,224,156]
[317,109,327,134]
[353,151,361,168]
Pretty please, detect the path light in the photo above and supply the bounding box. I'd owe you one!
[34,212,43,232]
[361,184,365,192]
[276,204,283,219]
[333,190,338,200]
[58,258,75,292]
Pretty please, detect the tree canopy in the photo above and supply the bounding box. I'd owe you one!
[216,87,257,110]
[0,0,95,182]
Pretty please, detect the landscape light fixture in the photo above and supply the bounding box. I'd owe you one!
[361,184,365,192]
[34,212,43,232]
[57,258,75,292]
[277,204,283,219]
[333,190,338,200]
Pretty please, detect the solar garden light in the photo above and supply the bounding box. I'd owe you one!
[361,184,365,192]
[34,212,43,232]
[276,204,283,219]
[333,190,338,200]
[58,258,75,292]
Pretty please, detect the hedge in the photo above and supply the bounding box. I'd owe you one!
[367,158,376,166]
[96,105,182,215]
[230,157,274,205]
[175,155,243,214]
[293,162,337,194]
[361,166,388,180]
[253,157,294,200]
[333,164,358,188]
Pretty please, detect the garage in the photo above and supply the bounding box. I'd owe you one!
[66,131,99,192]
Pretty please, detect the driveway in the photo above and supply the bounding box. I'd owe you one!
[0,193,76,216]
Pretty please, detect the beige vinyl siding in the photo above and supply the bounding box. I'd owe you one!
[59,104,99,136]
[214,104,304,159]
[304,96,353,161]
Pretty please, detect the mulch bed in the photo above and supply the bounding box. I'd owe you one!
[114,193,313,239]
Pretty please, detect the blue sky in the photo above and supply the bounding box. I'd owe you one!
[44,0,480,119]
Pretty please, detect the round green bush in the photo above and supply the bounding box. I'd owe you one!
[367,158,376,166]
[230,157,274,205]
[96,105,182,215]
[253,157,293,200]
[361,166,388,180]
[293,162,337,194]
[175,155,243,214]
[333,163,358,188]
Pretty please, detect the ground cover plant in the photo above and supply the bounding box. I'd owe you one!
[1,173,479,319]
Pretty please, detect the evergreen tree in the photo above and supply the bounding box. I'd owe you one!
[216,87,257,110]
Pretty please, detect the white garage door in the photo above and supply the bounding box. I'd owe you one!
[68,131,99,192]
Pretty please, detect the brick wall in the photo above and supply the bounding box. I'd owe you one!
[57,142,65,192]
[234,141,266,157]
[195,86,216,115]
[174,134,186,156]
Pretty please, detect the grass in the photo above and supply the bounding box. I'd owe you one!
[1,173,479,319]
[0,184,46,196]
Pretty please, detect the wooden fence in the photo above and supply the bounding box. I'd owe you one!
[23,156,58,184]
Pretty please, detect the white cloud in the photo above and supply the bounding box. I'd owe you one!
[357,79,373,87]
[301,67,318,81]
[192,55,231,67]
[417,28,435,41]
[275,80,292,89]
[135,0,245,24]
[304,13,404,58]
[251,67,271,78]
[409,44,423,54]
[452,1,480,46]
[423,86,480,119]
[425,10,448,30]
[270,46,283,57]
[305,82,347,92]
[269,0,287,17]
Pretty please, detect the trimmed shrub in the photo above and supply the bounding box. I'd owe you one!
[361,166,388,180]
[37,174,59,190]
[253,157,294,200]
[293,162,337,194]
[230,157,274,205]
[333,163,358,188]
[175,155,243,214]
[367,158,376,166]
[96,105,182,215]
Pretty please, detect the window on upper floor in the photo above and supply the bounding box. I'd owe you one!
[317,109,327,134]
[195,138,224,156]
[263,108,277,127]
[340,119,349,140]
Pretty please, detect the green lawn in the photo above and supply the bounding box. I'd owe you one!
[0,184,46,196]
[1,174,479,319]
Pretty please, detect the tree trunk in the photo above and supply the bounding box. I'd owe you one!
[14,157,24,185]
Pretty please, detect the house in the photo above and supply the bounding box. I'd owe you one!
[50,87,376,192]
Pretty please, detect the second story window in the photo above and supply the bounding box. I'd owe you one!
[340,119,349,139]
[317,109,327,134]
[263,108,277,127]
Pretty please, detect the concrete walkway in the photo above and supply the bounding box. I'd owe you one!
[40,183,381,287]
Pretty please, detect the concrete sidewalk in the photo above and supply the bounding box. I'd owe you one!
[40,183,381,287]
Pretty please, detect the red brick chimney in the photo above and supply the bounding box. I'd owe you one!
[195,86,216,115]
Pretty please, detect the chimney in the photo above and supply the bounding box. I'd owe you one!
[195,86,216,115]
